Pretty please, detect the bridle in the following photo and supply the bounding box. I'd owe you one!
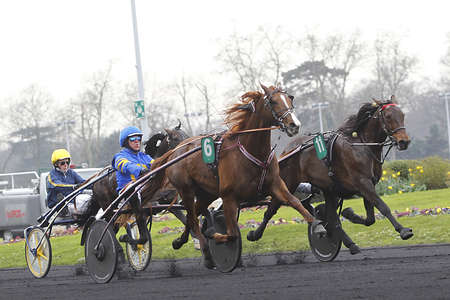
[358,102,406,164]
[262,87,296,132]
[372,103,405,143]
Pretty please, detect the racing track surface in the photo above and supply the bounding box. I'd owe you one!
[1,244,449,300]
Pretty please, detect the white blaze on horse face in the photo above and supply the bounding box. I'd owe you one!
[279,94,301,128]
[280,94,290,110]
[291,112,301,128]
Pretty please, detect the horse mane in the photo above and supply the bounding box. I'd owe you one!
[338,99,392,136]
[224,91,263,132]
[174,128,190,141]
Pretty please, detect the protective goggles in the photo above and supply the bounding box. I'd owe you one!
[129,136,142,142]
[58,160,70,166]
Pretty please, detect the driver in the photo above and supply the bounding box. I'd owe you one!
[46,149,85,209]
[112,126,154,193]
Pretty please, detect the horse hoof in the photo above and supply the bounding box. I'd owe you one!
[203,257,216,270]
[247,230,258,242]
[172,238,183,250]
[349,244,361,255]
[341,207,354,219]
[203,252,216,270]
[203,227,216,239]
[400,228,413,240]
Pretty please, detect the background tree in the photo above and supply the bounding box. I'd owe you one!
[3,85,56,171]
[216,26,293,96]
[175,75,195,136]
[195,81,212,133]
[283,31,365,131]
[70,64,114,167]
[373,34,418,102]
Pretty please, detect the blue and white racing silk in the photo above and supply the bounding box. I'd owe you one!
[112,148,154,192]
[46,168,85,208]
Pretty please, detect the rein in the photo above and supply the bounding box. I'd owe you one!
[164,126,280,155]
[356,134,394,165]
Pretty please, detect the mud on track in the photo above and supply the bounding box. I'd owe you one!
[1,244,449,300]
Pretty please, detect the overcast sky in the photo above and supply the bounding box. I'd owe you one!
[0,0,449,104]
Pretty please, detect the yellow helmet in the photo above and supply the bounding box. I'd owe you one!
[51,149,71,165]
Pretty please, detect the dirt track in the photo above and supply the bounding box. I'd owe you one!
[1,244,449,300]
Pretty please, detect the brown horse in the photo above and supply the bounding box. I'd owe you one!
[247,96,412,253]
[142,84,325,268]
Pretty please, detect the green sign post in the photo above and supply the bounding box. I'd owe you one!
[201,137,215,164]
[134,100,145,119]
[313,134,327,160]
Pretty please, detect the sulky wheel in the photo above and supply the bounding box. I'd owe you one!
[208,210,242,273]
[308,203,342,262]
[85,219,118,283]
[125,222,152,271]
[25,227,52,278]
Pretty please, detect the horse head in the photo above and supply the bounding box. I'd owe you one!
[144,132,167,157]
[260,83,301,137]
[374,96,411,150]
[144,122,190,158]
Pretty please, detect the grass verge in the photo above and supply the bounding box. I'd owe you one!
[1,188,449,269]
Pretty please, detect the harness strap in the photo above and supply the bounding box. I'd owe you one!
[237,137,276,194]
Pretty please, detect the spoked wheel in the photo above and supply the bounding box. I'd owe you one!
[308,204,342,262]
[25,227,52,278]
[125,222,152,271]
[208,210,242,273]
[85,219,118,284]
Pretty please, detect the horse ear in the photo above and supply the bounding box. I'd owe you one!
[260,83,270,95]
[371,98,382,106]
[390,95,397,104]
[164,128,173,136]
[175,119,182,130]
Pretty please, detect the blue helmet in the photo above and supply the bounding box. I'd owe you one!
[119,126,143,147]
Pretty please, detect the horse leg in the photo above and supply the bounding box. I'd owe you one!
[270,178,326,235]
[209,196,239,243]
[194,198,215,269]
[180,193,215,269]
[359,179,413,240]
[342,198,376,226]
[170,208,198,238]
[171,190,194,250]
[373,196,413,240]
[324,193,360,255]
[119,194,148,245]
[247,199,282,242]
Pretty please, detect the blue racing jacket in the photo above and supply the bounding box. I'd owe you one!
[46,168,85,208]
[112,148,153,192]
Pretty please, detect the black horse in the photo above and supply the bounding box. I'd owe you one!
[247,97,412,253]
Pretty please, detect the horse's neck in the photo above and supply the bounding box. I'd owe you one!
[360,119,387,159]
[361,119,387,144]
[238,112,272,160]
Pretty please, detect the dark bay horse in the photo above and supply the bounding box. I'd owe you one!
[89,123,189,221]
[144,120,189,158]
[247,97,412,253]
[141,84,325,268]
